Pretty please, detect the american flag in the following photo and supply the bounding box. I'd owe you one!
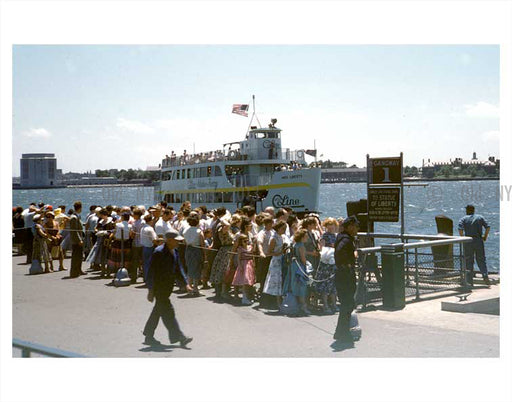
[232,104,249,117]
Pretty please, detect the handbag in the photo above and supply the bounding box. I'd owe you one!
[279,293,299,315]
[29,259,44,275]
[320,246,335,265]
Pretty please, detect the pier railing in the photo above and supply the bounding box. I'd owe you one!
[12,338,87,358]
[355,233,474,308]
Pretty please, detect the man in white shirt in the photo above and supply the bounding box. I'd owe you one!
[155,208,174,238]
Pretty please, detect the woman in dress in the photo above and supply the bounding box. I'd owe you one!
[283,229,311,315]
[43,211,65,271]
[232,234,256,305]
[262,221,287,308]
[313,218,339,314]
[107,211,133,280]
[31,214,53,273]
[183,212,206,296]
[86,209,114,277]
[209,219,234,299]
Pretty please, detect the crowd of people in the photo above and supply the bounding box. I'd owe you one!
[13,201,356,314]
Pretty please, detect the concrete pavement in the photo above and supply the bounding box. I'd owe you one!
[12,254,499,358]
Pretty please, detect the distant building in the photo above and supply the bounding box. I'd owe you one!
[20,153,57,187]
[421,152,499,178]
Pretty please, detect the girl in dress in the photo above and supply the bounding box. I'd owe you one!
[232,234,256,305]
[262,221,287,308]
[313,218,339,314]
[43,211,65,271]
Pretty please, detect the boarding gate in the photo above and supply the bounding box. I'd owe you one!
[354,233,475,309]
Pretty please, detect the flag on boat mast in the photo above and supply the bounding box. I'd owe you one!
[305,149,317,157]
[232,104,249,117]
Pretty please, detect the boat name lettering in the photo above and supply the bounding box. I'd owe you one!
[272,194,302,208]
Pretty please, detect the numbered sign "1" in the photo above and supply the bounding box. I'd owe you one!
[370,157,402,184]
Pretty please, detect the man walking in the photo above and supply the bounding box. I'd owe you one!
[142,229,193,347]
[69,201,85,278]
[458,204,491,286]
[332,216,359,349]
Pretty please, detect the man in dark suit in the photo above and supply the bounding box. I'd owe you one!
[332,216,359,349]
[143,229,193,347]
[69,201,85,278]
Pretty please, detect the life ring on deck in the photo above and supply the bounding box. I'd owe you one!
[296,150,304,159]
[228,150,237,159]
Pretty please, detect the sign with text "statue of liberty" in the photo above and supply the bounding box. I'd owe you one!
[371,157,402,184]
[368,187,400,222]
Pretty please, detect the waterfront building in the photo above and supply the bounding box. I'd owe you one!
[20,153,57,188]
[421,152,499,178]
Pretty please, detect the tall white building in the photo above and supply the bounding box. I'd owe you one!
[20,153,57,187]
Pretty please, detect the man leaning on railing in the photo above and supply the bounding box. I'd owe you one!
[458,204,491,286]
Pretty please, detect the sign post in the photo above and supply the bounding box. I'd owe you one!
[367,153,404,239]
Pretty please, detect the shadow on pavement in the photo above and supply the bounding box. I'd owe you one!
[139,344,177,353]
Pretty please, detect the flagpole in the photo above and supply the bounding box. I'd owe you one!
[314,139,317,163]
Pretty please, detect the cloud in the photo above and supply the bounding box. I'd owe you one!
[116,118,154,134]
[463,102,500,118]
[23,128,52,138]
[482,130,500,143]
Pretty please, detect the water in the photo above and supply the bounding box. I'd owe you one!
[12,180,500,271]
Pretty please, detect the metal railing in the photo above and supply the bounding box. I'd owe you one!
[355,233,474,307]
[13,338,87,358]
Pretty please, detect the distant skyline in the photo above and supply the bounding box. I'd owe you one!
[12,45,499,176]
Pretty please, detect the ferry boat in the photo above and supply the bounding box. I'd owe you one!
[154,104,321,214]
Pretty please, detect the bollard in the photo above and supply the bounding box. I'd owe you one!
[381,244,405,309]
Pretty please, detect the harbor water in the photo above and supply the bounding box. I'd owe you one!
[12,180,500,271]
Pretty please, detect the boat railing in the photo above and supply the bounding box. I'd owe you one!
[161,151,247,168]
[161,148,307,168]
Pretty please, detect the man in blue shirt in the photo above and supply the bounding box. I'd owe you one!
[458,205,491,286]
[142,229,193,347]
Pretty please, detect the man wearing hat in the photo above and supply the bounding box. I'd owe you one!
[332,216,359,348]
[458,204,491,286]
[142,229,193,347]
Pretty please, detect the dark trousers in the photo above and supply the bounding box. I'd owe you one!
[143,293,184,343]
[334,265,356,341]
[464,238,488,278]
[256,256,272,286]
[24,229,34,263]
[70,244,84,278]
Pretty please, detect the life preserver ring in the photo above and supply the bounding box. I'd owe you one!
[297,150,304,159]
[228,150,237,159]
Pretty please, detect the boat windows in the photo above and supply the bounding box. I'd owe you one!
[199,167,207,177]
[162,172,172,181]
[214,192,222,203]
[223,192,233,203]
[182,169,186,179]
[176,170,180,180]
[175,193,182,203]
[198,192,205,203]
[207,166,212,177]
[187,168,192,179]
[214,166,222,177]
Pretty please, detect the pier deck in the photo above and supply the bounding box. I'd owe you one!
[12,254,499,358]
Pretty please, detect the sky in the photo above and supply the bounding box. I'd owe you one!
[12,45,499,175]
